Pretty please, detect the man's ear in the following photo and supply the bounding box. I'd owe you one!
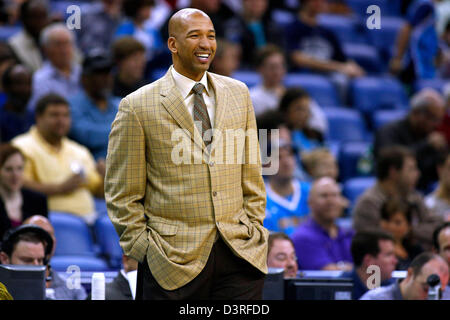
[167,37,177,54]
[0,251,10,264]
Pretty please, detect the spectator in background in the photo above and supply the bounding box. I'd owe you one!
[285,0,364,103]
[0,64,33,142]
[8,0,49,72]
[115,0,164,62]
[433,222,450,268]
[76,0,123,55]
[266,232,298,278]
[426,151,450,221]
[436,83,450,146]
[0,43,16,107]
[279,87,325,154]
[28,23,82,111]
[380,197,423,270]
[439,20,450,78]
[390,0,441,84]
[12,94,105,225]
[22,215,87,300]
[69,52,120,161]
[360,252,449,300]
[301,148,339,181]
[353,146,443,250]
[250,45,328,135]
[291,177,353,271]
[208,38,241,77]
[341,231,397,300]
[234,0,285,69]
[111,37,148,98]
[264,140,311,236]
[0,144,47,239]
[374,88,447,192]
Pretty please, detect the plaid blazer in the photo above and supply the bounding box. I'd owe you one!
[105,67,268,290]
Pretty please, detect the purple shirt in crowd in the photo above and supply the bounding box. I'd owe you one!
[291,218,354,270]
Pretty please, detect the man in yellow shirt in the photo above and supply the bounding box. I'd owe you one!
[12,94,104,224]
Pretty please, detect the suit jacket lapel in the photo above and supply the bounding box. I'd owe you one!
[160,67,205,152]
[208,73,228,153]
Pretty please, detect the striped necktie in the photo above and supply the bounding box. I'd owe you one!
[192,82,212,146]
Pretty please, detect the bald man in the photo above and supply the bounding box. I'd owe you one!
[291,177,354,271]
[105,8,268,300]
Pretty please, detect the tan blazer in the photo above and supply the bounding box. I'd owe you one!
[105,67,268,290]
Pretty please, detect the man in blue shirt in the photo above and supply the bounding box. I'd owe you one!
[68,52,120,160]
[342,230,398,299]
[28,23,82,111]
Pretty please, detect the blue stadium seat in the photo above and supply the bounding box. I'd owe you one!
[49,212,97,257]
[232,70,261,88]
[50,255,110,272]
[284,73,340,106]
[317,14,364,45]
[342,176,376,211]
[343,43,384,74]
[94,216,123,269]
[372,109,408,130]
[346,0,401,17]
[94,198,108,218]
[323,107,368,143]
[414,78,447,94]
[338,141,372,182]
[366,17,405,63]
[350,76,409,115]
[0,26,21,41]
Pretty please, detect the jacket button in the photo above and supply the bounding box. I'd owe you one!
[212,191,217,197]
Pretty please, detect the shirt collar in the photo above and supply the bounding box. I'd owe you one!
[171,67,210,100]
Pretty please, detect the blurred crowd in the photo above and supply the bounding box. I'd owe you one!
[0,0,449,300]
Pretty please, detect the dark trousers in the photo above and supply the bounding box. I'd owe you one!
[135,237,266,300]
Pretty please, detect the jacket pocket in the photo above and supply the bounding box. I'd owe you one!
[147,216,178,236]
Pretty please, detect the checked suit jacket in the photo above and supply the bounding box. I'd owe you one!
[105,66,268,291]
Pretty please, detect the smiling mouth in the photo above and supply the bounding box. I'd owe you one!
[195,53,211,62]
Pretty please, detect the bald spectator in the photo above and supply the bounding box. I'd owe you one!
[28,23,82,111]
[267,232,298,278]
[111,37,148,98]
[291,177,354,271]
[0,64,33,142]
[8,0,49,72]
[353,145,443,250]
[360,252,449,300]
[374,88,447,191]
[22,215,87,300]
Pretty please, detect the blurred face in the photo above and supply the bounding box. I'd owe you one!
[311,155,338,180]
[83,71,113,100]
[397,156,420,192]
[303,0,327,16]
[274,146,296,180]
[36,103,71,140]
[45,30,74,70]
[243,0,268,20]
[212,44,241,77]
[136,5,151,21]
[309,178,342,223]
[368,239,398,282]
[2,241,45,266]
[0,152,24,193]
[406,258,449,300]
[23,2,49,38]
[119,50,146,82]
[169,12,217,81]
[381,212,411,241]
[260,53,286,87]
[267,239,298,278]
[286,97,310,130]
[437,227,450,267]
[437,155,450,189]
[415,104,445,135]
[6,65,32,110]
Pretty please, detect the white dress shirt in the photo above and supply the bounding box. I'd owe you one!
[171,67,216,128]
